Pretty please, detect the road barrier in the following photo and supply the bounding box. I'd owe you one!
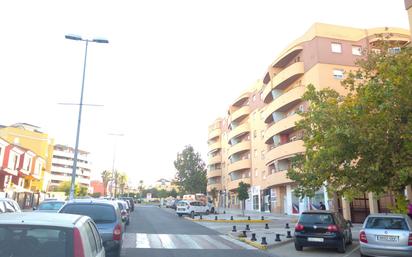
[232,225,237,232]
[275,233,281,242]
[265,223,269,229]
[287,231,292,238]
[251,233,257,242]
[261,237,267,245]
[245,224,250,231]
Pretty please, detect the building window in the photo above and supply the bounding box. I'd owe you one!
[388,47,401,54]
[331,43,342,53]
[333,69,344,79]
[253,130,257,138]
[352,45,362,56]
[261,150,265,160]
[254,149,257,158]
[253,195,259,210]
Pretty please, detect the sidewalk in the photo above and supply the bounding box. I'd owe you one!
[214,207,298,221]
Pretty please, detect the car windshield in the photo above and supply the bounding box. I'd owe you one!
[177,202,188,206]
[60,204,116,223]
[365,217,409,230]
[0,225,69,257]
[117,202,125,210]
[299,213,334,224]
[38,202,64,211]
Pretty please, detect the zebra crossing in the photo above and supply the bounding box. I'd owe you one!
[123,233,256,250]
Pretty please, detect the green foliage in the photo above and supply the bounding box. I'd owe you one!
[174,145,207,194]
[101,170,112,196]
[91,192,101,198]
[170,188,178,198]
[288,44,412,212]
[58,181,88,197]
[237,182,250,216]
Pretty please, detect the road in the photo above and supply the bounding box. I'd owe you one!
[121,205,272,257]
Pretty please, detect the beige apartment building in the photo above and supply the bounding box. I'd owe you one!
[207,23,410,223]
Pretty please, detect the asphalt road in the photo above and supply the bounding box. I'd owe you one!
[121,205,272,257]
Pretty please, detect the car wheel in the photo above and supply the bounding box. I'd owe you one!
[190,211,195,219]
[206,210,210,215]
[337,237,346,253]
[294,242,303,251]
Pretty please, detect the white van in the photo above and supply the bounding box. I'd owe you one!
[176,200,210,217]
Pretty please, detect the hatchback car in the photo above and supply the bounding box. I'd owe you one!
[0,212,104,257]
[360,213,412,257]
[0,198,21,213]
[119,197,134,212]
[34,200,65,212]
[176,200,210,217]
[294,210,352,253]
[59,199,124,257]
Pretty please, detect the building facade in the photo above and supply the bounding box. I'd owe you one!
[49,144,92,190]
[207,23,410,222]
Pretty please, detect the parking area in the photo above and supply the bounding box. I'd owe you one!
[268,241,360,257]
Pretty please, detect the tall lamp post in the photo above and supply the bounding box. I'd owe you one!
[109,133,124,198]
[65,34,109,200]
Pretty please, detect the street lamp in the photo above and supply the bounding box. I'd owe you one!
[108,133,124,198]
[66,34,109,200]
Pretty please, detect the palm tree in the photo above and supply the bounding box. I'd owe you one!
[117,172,128,196]
[101,170,112,196]
[138,180,144,199]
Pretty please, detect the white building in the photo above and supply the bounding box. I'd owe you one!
[50,144,92,190]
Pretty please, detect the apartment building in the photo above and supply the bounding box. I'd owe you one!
[49,144,92,190]
[207,23,410,222]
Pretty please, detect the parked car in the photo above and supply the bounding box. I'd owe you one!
[119,197,134,212]
[0,198,21,213]
[34,200,65,212]
[0,212,105,257]
[116,200,130,226]
[359,213,412,257]
[294,210,352,253]
[176,200,210,217]
[59,199,124,257]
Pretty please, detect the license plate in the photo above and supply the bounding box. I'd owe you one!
[307,237,324,242]
[376,235,398,242]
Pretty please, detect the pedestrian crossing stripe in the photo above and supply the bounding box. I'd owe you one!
[123,233,256,250]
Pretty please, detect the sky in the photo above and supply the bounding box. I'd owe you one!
[0,0,410,187]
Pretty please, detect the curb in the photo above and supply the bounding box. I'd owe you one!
[227,232,294,250]
[184,217,271,223]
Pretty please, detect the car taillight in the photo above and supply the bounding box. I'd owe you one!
[360,231,368,243]
[327,224,339,232]
[73,228,85,257]
[295,223,304,231]
[408,233,412,246]
[113,224,122,241]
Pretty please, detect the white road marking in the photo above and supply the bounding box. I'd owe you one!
[176,234,202,249]
[158,234,176,249]
[135,233,150,248]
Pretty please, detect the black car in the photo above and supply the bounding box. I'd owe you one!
[294,210,352,253]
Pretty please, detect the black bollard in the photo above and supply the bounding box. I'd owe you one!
[246,224,250,231]
[251,233,257,241]
[261,237,268,245]
[230,216,233,220]
[285,223,290,229]
[223,211,226,214]
[215,216,218,220]
[248,216,251,220]
[275,233,281,242]
[242,230,247,237]
[232,225,237,232]
[265,223,269,229]
[200,215,202,220]
[261,216,264,220]
[286,231,292,238]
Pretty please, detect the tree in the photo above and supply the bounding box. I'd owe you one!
[237,182,250,216]
[138,180,144,199]
[209,187,218,205]
[101,170,112,196]
[174,145,207,194]
[288,43,412,212]
[170,188,178,198]
[158,189,168,199]
[117,172,128,195]
[58,181,88,198]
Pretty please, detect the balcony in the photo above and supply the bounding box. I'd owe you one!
[208,141,221,152]
[208,154,222,165]
[265,140,305,165]
[228,140,251,158]
[207,184,222,192]
[271,62,304,90]
[262,170,292,188]
[232,92,250,107]
[230,106,251,125]
[208,128,221,141]
[207,169,222,178]
[227,122,250,142]
[262,86,305,123]
[227,177,251,191]
[272,46,303,68]
[228,159,251,174]
[264,114,303,144]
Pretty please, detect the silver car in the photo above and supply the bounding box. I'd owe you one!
[360,213,412,257]
[0,212,105,257]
